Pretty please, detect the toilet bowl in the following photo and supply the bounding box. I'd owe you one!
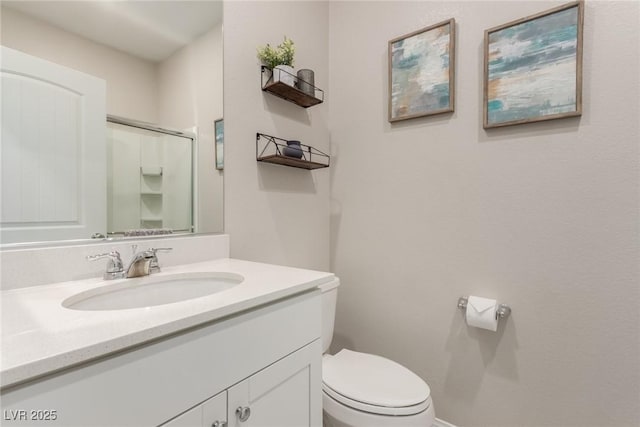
[319,279,435,427]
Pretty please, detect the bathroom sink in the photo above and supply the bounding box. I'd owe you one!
[63,272,244,311]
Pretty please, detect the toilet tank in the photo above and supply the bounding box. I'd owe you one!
[318,278,340,353]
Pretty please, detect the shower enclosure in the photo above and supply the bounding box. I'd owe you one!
[107,117,194,237]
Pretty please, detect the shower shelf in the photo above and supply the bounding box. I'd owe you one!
[256,133,329,170]
[140,166,163,227]
[140,166,163,176]
[260,66,324,108]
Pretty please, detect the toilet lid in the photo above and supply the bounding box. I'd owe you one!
[322,350,431,415]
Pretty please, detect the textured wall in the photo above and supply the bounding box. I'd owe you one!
[157,24,224,234]
[223,2,331,271]
[329,1,639,426]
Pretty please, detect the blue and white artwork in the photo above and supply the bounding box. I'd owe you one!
[389,20,454,122]
[485,3,582,127]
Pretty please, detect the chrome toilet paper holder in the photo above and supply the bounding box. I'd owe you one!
[457,296,511,320]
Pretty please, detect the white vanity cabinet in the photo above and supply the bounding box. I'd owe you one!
[162,340,321,427]
[227,340,321,427]
[1,290,322,427]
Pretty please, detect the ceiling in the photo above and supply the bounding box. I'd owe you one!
[2,1,223,62]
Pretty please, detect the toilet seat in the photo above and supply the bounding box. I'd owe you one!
[323,384,430,416]
[322,350,431,416]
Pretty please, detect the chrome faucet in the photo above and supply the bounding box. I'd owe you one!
[125,247,155,278]
[87,246,173,279]
[87,250,126,280]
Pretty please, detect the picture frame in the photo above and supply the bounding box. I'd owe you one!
[388,18,455,123]
[483,1,584,129]
[214,118,224,170]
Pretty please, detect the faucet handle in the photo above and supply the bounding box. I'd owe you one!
[87,251,125,280]
[148,247,173,273]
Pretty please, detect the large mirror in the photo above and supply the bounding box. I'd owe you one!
[0,1,224,246]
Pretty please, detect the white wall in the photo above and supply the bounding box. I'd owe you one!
[157,24,224,234]
[223,1,331,271]
[0,7,158,123]
[329,1,639,426]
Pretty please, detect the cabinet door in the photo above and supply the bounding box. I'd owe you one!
[162,391,227,427]
[202,390,228,427]
[1,46,106,243]
[227,340,322,427]
[161,405,201,427]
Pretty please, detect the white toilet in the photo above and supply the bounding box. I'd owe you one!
[319,279,436,427]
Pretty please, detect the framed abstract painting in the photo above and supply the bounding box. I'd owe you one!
[484,1,584,128]
[388,19,455,122]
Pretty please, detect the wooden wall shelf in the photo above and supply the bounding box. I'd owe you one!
[256,133,329,170]
[261,66,324,108]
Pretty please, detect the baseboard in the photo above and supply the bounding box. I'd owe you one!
[434,418,457,427]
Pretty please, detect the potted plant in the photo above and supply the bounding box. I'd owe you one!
[257,36,296,86]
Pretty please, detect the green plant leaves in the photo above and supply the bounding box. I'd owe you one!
[257,36,295,68]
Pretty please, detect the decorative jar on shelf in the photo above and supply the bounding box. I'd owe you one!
[283,140,304,158]
[296,69,315,97]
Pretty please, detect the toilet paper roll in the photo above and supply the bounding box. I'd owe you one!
[465,296,498,331]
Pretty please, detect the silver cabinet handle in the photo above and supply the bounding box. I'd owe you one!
[236,406,251,422]
[211,422,227,427]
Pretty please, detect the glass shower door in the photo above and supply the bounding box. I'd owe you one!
[107,121,193,236]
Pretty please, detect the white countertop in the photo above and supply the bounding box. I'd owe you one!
[0,258,334,389]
